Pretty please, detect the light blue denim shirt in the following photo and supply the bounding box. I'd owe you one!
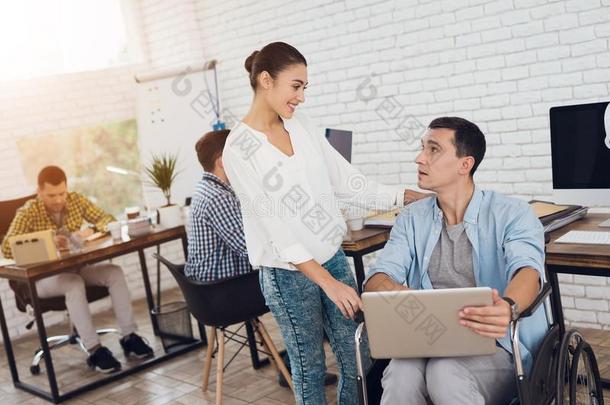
[364,188,547,373]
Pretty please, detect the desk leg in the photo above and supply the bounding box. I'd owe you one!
[352,254,365,294]
[27,279,60,402]
[0,295,19,384]
[138,248,160,336]
[546,267,565,336]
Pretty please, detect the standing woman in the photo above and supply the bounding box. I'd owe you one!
[223,42,414,405]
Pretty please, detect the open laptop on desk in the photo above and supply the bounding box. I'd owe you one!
[8,229,58,266]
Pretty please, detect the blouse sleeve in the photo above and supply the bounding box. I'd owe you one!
[299,113,403,211]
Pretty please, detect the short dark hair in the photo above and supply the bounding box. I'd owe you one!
[195,129,231,172]
[37,166,67,188]
[428,117,486,177]
[244,42,307,90]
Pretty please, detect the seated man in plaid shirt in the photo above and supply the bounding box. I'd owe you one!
[2,166,153,373]
[184,129,251,282]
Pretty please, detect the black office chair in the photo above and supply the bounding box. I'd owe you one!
[154,254,292,405]
[0,194,118,375]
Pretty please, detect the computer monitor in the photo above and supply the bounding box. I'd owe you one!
[550,101,610,206]
[325,128,352,163]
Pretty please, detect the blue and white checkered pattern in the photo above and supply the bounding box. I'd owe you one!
[184,173,251,282]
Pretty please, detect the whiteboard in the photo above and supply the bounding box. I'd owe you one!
[135,67,219,209]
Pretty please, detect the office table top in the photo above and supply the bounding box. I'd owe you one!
[546,213,610,269]
[341,227,390,252]
[0,225,186,282]
[3,213,607,281]
[339,213,610,267]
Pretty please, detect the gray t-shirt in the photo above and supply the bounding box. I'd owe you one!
[428,220,476,289]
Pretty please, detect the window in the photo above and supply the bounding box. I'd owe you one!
[17,119,143,216]
[0,0,140,81]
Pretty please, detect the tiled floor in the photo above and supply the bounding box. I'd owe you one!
[2,289,610,404]
[0,288,338,405]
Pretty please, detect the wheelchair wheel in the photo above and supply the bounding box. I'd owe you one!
[556,329,604,405]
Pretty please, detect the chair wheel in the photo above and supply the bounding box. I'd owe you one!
[30,365,40,375]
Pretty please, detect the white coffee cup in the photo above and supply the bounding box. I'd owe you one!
[125,206,140,220]
[107,221,122,240]
[347,217,364,231]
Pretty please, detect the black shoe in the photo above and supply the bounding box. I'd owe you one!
[119,333,154,359]
[278,372,337,388]
[86,347,121,373]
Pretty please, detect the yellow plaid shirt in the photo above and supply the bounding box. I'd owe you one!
[1,192,115,258]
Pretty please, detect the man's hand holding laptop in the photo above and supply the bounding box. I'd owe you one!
[367,267,540,340]
[460,267,540,338]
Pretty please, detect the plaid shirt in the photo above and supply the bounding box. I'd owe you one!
[184,173,251,282]
[1,192,115,258]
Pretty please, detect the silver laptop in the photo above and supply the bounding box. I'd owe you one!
[8,229,59,266]
[362,287,496,359]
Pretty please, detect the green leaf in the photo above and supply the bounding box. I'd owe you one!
[144,152,182,205]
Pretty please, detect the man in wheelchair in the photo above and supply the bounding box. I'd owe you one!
[363,117,548,404]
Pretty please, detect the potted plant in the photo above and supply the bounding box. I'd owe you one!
[144,152,183,228]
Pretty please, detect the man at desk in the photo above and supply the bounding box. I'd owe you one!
[1,166,153,373]
[364,117,547,404]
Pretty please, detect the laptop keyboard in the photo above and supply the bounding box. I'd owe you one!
[555,230,610,245]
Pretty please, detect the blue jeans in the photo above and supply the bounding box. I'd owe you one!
[260,249,360,405]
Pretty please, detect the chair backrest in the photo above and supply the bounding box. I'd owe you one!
[0,194,36,242]
[155,254,269,327]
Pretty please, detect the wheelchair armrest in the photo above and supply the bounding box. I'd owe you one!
[516,282,551,321]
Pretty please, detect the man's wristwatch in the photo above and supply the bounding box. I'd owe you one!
[502,297,520,321]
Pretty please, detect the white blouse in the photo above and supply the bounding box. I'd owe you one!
[222,112,403,271]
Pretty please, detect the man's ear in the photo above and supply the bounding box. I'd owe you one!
[258,71,273,90]
[459,156,475,176]
[215,156,224,170]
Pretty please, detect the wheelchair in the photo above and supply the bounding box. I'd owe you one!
[355,283,604,405]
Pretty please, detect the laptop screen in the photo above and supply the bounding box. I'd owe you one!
[325,128,352,163]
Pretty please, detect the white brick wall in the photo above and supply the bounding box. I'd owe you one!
[1,0,609,341]
[0,0,194,342]
[195,0,610,329]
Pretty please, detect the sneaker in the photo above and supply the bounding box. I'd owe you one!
[86,347,121,373]
[119,333,154,359]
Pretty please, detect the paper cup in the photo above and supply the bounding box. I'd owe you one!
[348,217,364,231]
[107,221,122,240]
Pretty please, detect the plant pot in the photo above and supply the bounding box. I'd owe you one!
[157,205,183,228]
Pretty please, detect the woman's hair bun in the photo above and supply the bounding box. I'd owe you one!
[244,50,260,74]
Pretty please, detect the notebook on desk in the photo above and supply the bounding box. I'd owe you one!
[364,208,401,228]
[529,200,588,236]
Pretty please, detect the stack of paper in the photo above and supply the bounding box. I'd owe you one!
[364,208,401,228]
[530,201,570,218]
